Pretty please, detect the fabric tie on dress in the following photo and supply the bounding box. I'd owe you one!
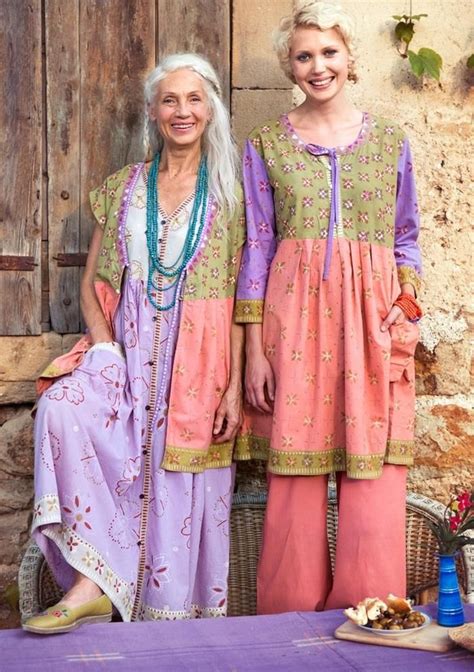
[307,145,339,281]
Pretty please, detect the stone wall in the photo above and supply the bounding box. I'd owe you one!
[0,0,472,627]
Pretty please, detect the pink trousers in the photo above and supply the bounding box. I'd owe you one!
[256,465,407,614]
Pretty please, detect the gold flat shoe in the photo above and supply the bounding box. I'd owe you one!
[22,594,112,635]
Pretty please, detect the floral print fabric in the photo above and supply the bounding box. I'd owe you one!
[32,171,233,621]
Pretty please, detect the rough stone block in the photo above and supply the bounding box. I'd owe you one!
[415,398,473,459]
[0,382,37,405]
[62,333,82,353]
[0,334,62,382]
[232,88,293,145]
[408,464,473,505]
[0,410,34,477]
[416,340,471,396]
[0,405,29,426]
[0,333,82,405]
[0,333,63,403]
[0,565,21,629]
[0,478,33,514]
[412,395,473,502]
[0,510,31,566]
[232,0,292,89]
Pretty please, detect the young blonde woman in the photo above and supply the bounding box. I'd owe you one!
[236,1,422,613]
[25,54,245,633]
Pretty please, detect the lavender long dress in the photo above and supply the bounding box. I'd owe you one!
[32,167,232,621]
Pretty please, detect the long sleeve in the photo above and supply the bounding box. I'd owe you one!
[234,140,278,323]
[395,138,422,294]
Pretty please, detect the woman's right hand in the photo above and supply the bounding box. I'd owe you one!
[245,324,275,413]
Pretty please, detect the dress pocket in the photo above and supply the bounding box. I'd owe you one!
[389,317,419,383]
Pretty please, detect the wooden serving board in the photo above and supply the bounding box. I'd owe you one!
[335,619,454,652]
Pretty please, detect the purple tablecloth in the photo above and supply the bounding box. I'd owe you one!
[2,605,472,671]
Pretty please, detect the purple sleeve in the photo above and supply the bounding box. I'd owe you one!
[235,140,277,322]
[394,138,422,288]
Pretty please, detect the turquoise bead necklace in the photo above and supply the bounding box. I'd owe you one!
[146,152,209,311]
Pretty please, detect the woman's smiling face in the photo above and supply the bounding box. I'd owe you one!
[290,26,350,105]
[149,69,209,150]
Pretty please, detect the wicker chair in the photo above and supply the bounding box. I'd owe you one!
[19,490,474,620]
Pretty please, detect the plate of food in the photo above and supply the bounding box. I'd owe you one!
[344,594,431,637]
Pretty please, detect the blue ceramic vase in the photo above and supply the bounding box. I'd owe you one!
[437,554,464,627]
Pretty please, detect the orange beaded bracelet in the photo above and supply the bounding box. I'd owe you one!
[394,293,423,322]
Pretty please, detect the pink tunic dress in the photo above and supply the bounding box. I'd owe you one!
[235,115,422,480]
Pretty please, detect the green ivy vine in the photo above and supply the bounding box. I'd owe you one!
[392,3,443,81]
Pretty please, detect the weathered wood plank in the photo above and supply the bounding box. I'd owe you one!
[45,0,81,333]
[79,0,156,255]
[0,1,42,335]
[54,253,88,267]
[157,0,230,103]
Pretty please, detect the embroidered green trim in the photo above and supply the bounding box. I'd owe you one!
[234,434,268,460]
[90,165,133,293]
[234,433,413,478]
[385,438,415,463]
[39,363,69,379]
[234,299,264,323]
[397,265,422,295]
[161,442,234,473]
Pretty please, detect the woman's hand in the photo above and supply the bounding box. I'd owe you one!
[245,323,275,413]
[245,351,275,414]
[212,319,245,443]
[380,305,404,332]
[380,282,416,332]
[212,383,243,444]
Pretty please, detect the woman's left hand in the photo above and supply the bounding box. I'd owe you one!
[212,383,243,444]
[381,282,416,332]
[380,304,404,332]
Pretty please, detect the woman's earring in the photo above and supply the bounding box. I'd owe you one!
[348,60,358,83]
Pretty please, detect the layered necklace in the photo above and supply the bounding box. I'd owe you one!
[145,152,209,310]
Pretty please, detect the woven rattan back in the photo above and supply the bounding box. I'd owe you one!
[227,493,266,616]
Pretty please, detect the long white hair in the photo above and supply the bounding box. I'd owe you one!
[143,53,239,215]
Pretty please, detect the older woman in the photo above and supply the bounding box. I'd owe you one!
[24,53,244,633]
[235,1,422,613]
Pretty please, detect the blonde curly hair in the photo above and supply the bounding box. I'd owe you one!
[273,1,358,83]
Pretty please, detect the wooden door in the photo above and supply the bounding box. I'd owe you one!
[0,0,231,336]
